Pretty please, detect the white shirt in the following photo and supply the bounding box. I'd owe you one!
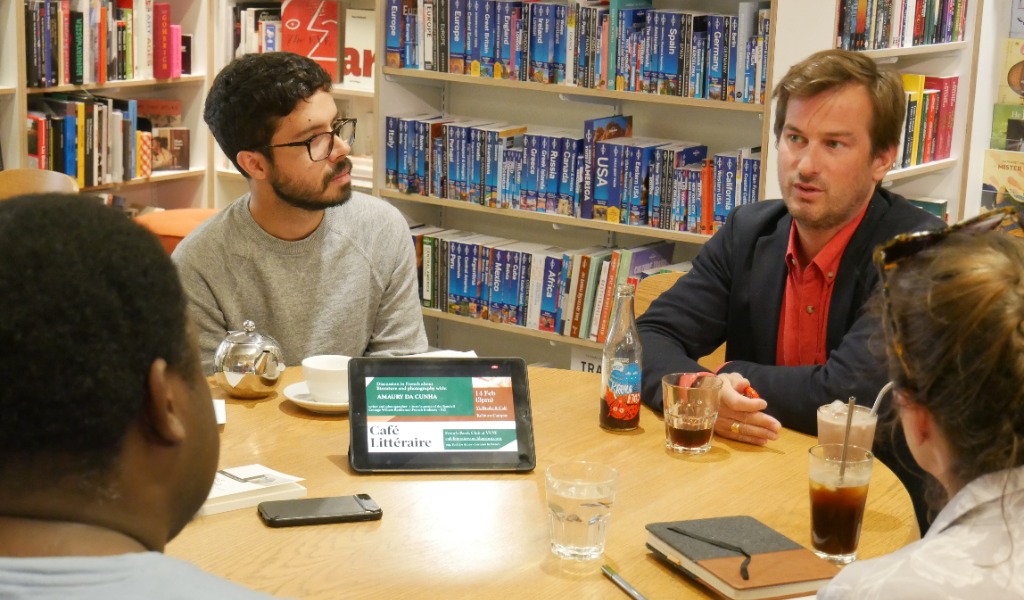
[818,464,1024,599]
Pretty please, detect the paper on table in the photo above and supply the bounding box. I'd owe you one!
[213,399,226,425]
[207,464,304,500]
[200,464,306,517]
[410,350,479,358]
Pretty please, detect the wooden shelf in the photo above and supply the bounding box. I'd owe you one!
[884,158,956,183]
[380,189,713,244]
[860,40,970,61]
[331,85,374,100]
[82,167,205,192]
[423,308,604,350]
[0,87,15,97]
[381,67,766,113]
[26,74,206,95]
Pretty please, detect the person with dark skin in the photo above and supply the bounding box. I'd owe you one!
[0,194,272,599]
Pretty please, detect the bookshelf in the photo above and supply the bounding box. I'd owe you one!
[374,0,778,365]
[768,0,980,222]
[372,0,985,367]
[965,0,1016,219]
[211,0,378,207]
[2,0,211,209]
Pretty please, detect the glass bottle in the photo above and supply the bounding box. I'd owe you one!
[600,284,643,431]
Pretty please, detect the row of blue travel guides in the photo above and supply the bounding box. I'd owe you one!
[385,0,772,102]
[409,226,692,340]
[835,0,971,51]
[386,113,762,234]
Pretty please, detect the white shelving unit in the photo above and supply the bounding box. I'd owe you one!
[1,0,211,209]
[766,1,980,222]
[371,0,984,367]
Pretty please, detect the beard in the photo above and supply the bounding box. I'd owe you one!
[270,158,353,212]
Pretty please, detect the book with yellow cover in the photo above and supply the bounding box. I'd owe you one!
[900,73,927,167]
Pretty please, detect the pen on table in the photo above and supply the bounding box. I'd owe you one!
[602,565,648,600]
[217,470,270,484]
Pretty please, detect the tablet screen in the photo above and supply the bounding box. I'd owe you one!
[348,357,536,472]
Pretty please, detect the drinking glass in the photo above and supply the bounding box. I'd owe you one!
[808,444,873,565]
[661,373,723,454]
[544,461,617,561]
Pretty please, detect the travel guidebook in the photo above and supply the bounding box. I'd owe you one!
[646,516,839,599]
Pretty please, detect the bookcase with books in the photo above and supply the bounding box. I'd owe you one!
[373,0,983,367]
[819,0,981,223]
[211,0,379,207]
[967,0,1024,220]
[2,0,211,212]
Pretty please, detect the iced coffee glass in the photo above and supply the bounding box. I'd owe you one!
[817,401,877,451]
[808,444,873,565]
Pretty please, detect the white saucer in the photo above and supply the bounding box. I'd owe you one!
[282,382,348,414]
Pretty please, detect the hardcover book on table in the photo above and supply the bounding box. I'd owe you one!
[646,516,839,600]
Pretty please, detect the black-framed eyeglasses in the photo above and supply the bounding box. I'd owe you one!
[258,118,356,162]
[873,206,1020,379]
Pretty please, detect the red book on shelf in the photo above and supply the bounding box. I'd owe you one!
[153,2,172,79]
[97,3,108,84]
[281,0,343,81]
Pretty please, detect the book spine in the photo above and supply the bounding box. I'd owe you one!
[152,2,171,78]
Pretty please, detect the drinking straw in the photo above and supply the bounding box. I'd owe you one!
[870,381,894,416]
[838,397,857,482]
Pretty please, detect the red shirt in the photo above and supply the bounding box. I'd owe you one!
[776,204,868,366]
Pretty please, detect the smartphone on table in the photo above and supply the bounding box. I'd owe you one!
[257,494,383,528]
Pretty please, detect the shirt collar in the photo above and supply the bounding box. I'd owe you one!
[926,464,1024,538]
[785,201,871,273]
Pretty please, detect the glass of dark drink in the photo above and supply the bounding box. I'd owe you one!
[808,444,873,565]
[661,373,722,454]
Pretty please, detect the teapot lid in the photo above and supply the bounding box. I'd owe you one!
[219,320,283,352]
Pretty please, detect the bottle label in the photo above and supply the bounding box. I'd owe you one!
[604,363,641,421]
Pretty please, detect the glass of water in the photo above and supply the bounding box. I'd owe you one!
[544,461,618,561]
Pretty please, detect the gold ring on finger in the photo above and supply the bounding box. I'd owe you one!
[730,421,742,435]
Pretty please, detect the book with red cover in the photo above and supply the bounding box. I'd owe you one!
[153,2,172,79]
[281,0,343,81]
[646,516,840,600]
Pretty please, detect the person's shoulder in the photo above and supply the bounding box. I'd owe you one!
[718,199,789,238]
[132,553,276,599]
[332,191,410,230]
[874,189,945,232]
[171,197,247,262]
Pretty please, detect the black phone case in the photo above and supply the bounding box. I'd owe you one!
[257,494,382,528]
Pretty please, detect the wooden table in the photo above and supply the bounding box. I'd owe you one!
[167,367,919,599]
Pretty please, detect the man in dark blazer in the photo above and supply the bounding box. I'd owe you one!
[638,50,943,530]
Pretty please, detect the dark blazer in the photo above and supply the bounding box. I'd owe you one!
[637,188,944,433]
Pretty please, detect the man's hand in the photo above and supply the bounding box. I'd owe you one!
[714,372,781,446]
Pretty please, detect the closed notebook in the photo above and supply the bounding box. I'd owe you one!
[646,516,840,600]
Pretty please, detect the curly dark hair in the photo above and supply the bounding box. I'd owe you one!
[204,52,332,177]
[0,194,195,481]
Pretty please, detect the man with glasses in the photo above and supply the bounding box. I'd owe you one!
[637,49,944,530]
[174,52,427,372]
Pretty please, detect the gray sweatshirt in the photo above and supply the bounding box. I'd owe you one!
[172,191,428,373]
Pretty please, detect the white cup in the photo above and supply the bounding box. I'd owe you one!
[301,355,351,403]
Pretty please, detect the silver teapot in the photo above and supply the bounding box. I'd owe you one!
[213,320,284,398]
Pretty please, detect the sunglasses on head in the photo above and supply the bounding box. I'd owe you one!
[873,206,1021,380]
